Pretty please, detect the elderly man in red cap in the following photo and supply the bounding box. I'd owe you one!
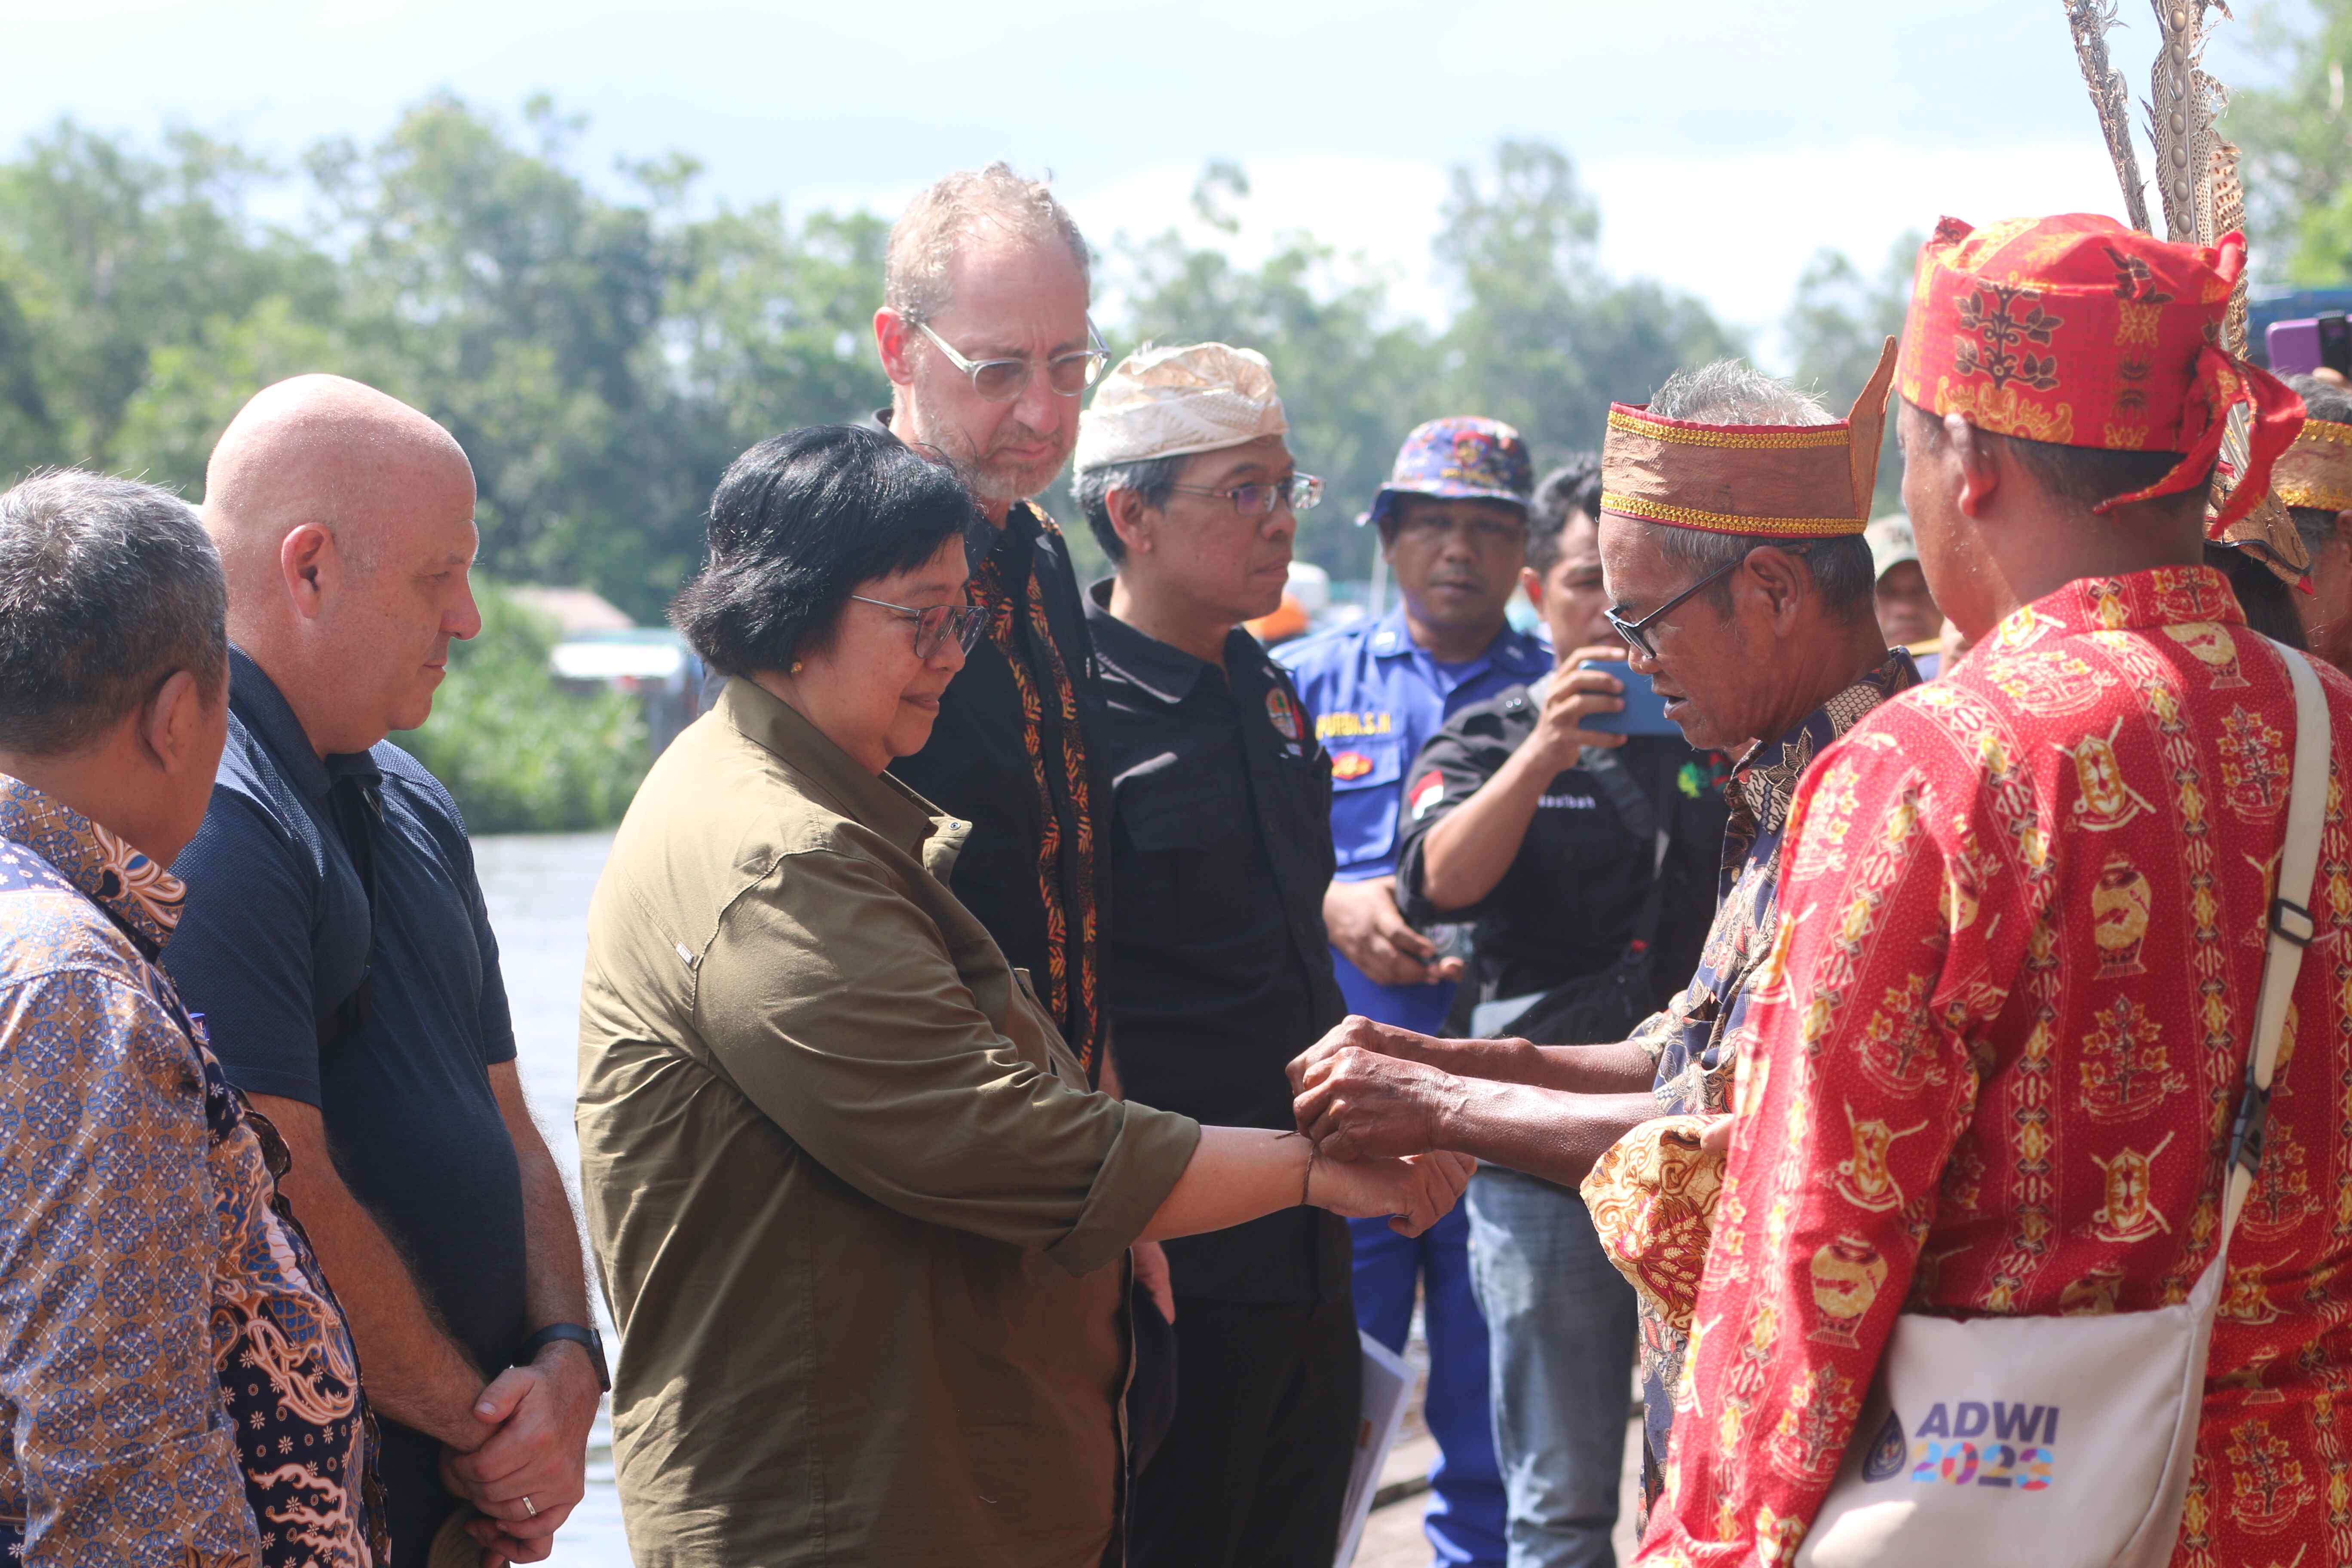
[1635,214,2352,1568]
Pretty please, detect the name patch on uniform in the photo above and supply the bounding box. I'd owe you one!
[1332,751,1376,781]
[1537,793,1597,810]
[1409,770,1447,821]
[1315,711,1393,741]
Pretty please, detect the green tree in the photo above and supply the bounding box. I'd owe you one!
[0,120,330,484]
[1115,167,1441,580]
[1782,232,1920,516]
[1437,141,1744,455]
[2229,0,2352,277]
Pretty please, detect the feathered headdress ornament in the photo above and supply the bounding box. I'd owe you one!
[2063,0,2311,574]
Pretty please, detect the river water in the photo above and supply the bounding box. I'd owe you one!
[475,830,632,1565]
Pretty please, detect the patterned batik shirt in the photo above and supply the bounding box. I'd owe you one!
[0,775,383,1568]
[1639,567,2352,1568]
[1627,649,1920,1510]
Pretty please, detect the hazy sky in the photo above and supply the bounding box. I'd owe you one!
[0,0,2284,364]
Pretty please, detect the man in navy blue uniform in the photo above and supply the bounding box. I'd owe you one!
[1276,418,1545,1568]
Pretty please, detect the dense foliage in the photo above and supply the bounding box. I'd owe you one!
[0,95,1991,826]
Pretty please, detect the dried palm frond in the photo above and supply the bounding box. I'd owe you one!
[2065,0,2153,232]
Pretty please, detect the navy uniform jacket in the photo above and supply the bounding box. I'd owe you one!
[1274,604,1548,1032]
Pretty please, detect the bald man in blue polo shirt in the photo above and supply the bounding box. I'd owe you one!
[1276,418,1545,1568]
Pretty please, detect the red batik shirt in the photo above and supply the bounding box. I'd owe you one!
[1639,566,2352,1568]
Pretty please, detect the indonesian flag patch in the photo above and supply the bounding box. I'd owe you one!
[1409,769,1447,821]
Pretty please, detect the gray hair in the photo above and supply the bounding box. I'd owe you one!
[885,163,1092,328]
[0,470,227,755]
[1640,360,1875,619]
[1072,455,1184,567]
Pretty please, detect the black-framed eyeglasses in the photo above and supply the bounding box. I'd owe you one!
[1165,474,1324,518]
[1607,546,1810,659]
[848,594,989,658]
[916,319,1109,403]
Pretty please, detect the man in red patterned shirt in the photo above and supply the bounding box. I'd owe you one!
[1638,214,2351,1568]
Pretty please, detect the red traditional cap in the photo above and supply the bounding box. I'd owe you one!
[1898,214,2304,531]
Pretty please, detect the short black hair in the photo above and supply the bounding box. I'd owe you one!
[1072,454,1185,566]
[1527,457,1602,576]
[0,469,226,756]
[1905,396,2199,519]
[672,425,976,678]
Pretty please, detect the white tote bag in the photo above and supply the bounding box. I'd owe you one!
[1795,645,2330,1568]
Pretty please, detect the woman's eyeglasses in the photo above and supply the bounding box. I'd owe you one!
[849,595,989,658]
[916,320,1109,404]
[1607,545,1810,659]
[1164,474,1324,518]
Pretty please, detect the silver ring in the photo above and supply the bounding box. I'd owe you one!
[522,1496,538,1518]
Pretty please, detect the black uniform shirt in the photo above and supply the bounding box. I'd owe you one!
[1085,584,1351,1305]
[882,484,1114,1081]
[1396,681,1730,1010]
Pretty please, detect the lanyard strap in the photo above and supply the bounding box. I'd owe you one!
[2221,644,2330,1248]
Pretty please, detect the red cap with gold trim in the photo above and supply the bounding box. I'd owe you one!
[1898,213,2304,532]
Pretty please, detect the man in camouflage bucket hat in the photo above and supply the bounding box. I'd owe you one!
[1277,416,1545,1568]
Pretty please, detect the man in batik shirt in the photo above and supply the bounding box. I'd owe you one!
[1638,215,2349,1568]
[0,470,382,1567]
[1291,351,1916,1510]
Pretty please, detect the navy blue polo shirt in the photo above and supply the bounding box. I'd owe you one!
[1275,604,1549,1032]
[164,648,527,1563]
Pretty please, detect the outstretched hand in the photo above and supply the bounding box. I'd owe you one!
[1292,1036,1464,1162]
[1307,1147,1476,1237]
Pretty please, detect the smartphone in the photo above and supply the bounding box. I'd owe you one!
[1574,659,1684,736]
[2266,313,2352,378]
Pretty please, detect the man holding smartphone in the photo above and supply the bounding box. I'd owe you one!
[1277,417,1548,1568]
[1396,458,1727,1567]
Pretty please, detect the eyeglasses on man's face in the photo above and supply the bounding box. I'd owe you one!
[1164,474,1324,519]
[848,594,989,658]
[1607,545,1811,660]
[915,319,1109,404]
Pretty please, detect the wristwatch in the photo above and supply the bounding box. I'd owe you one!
[517,1322,610,1393]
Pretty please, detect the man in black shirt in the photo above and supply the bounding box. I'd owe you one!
[1074,343,1358,1567]
[1395,461,1726,1568]
[166,377,603,1566]
[870,163,1116,1085]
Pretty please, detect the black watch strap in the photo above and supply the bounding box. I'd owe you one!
[517,1322,610,1392]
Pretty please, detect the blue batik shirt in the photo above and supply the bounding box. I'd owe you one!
[1623,647,1920,1511]
[1275,603,1549,1032]
[0,774,384,1567]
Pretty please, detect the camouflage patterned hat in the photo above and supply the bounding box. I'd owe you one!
[1359,416,1534,529]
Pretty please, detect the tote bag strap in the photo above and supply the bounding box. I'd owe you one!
[2221,644,2330,1248]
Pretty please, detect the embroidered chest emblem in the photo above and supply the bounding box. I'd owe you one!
[1265,687,1303,743]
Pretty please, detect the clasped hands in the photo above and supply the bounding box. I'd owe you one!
[440,1340,605,1564]
[1289,1014,1470,1163]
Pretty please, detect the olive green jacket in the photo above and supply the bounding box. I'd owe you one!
[577,678,1201,1568]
